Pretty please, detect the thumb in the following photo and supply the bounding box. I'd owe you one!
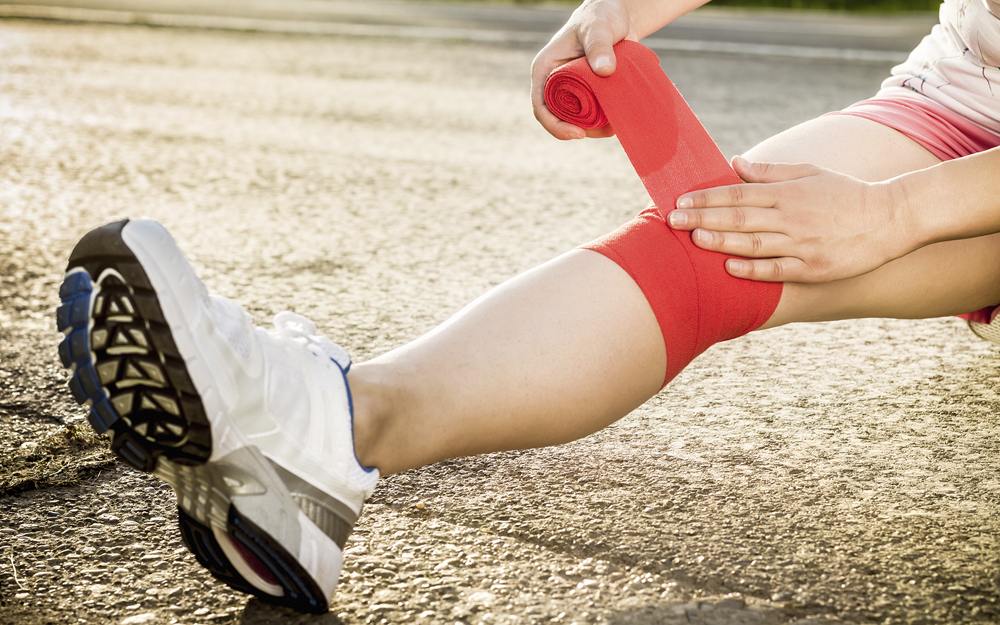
[582,25,617,76]
[732,155,817,184]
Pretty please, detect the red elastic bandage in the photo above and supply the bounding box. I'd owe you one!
[544,41,783,386]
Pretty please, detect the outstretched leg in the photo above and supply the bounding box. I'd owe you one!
[57,111,1000,614]
[351,114,1000,476]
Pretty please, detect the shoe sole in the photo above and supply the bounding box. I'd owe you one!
[58,220,332,614]
[969,319,1000,346]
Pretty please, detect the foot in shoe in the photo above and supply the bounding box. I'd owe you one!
[57,219,379,614]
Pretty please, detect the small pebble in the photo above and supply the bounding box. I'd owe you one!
[415,502,425,510]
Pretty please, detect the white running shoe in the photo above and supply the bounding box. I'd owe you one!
[57,219,379,613]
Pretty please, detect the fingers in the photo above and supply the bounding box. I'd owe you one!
[731,155,818,184]
[677,228,819,283]
[673,158,820,211]
[675,181,778,213]
[529,48,615,140]
[689,228,790,259]
[680,228,818,282]
[529,35,588,140]
[585,122,617,139]
[724,257,810,283]
[667,205,777,233]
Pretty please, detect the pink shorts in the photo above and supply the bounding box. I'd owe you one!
[828,93,1000,323]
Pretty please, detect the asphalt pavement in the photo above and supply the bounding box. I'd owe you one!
[2,3,998,625]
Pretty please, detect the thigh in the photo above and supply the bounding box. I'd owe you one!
[752,115,1000,327]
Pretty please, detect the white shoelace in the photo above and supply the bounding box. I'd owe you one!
[272,311,352,371]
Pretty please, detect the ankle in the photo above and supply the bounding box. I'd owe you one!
[346,365,394,471]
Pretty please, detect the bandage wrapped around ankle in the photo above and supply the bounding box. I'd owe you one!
[544,41,783,386]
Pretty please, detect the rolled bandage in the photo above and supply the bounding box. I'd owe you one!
[545,41,783,386]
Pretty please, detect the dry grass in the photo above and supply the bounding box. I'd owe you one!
[0,422,116,497]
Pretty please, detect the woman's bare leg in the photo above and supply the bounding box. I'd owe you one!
[351,249,666,474]
[352,114,1000,475]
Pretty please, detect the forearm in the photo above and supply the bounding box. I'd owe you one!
[898,146,1000,250]
[597,0,712,39]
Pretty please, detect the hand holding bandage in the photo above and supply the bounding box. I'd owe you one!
[544,40,740,219]
[544,41,783,385]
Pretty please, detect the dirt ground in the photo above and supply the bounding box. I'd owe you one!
[2,15,1000,625]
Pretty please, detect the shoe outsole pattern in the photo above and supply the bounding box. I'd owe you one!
[58,220,329,614]
[969,319,1000,346]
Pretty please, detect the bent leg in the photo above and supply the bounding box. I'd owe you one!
[756,115,1000,327]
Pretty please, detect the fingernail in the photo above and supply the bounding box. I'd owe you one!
[733,155,749,167]
[676,197,693,209]
[594,56,611,70]
[668,211,687,228]
[728,259,746,273]
[694,229,711,244]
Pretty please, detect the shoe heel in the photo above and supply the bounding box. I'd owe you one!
[58,220,212,472]
[177,506,256,595]
[177,504,330,614]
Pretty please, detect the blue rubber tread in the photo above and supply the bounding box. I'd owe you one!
[57,219,212,471]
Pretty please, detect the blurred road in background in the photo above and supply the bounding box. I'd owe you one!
[2,2,998,625]
[0,0,938,59]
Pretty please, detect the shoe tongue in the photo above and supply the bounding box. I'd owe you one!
[272,311,352,372]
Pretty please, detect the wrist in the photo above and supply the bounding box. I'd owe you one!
[882,176,919,258]
[624,0,712,39]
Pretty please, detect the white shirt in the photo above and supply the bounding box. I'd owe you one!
[879,0,1000,135]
